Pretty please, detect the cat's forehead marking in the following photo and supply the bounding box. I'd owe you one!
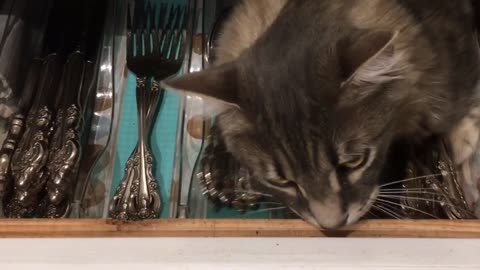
[329,171,341,193]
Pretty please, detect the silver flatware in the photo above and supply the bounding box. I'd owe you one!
[0,59,42,217]
[108,1,188,220]
[401,139,475,219]
[172,0,239,219]
[170,0,204,219]
[5,54,62,218]
[75,0,126,218]
[197,123,262,213]
[40,51,87,218]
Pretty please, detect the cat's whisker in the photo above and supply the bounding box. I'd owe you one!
[370,204,403,220]
[375,198,439,219]
[368,198,401,218]
[234,190,274,197]
[375,205,403,220]
[366,210,381,219]
[374,200,406,218]
[380,188,436,192]
[243,206,287,216]
[378,194,459,209]
[379,173,450,188]
[370,205,390,218]
[379,190,441,197]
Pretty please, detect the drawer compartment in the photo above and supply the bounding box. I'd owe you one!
[1,0,480,240]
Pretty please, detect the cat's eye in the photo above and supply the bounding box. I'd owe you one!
[341,154,367,169]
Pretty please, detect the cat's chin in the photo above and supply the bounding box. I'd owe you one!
[303,216,345,230]
[295,187,379,229]
[295,211,345,230]
[291,207,350,229]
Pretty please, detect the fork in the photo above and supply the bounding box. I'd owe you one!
[108,0,187,220]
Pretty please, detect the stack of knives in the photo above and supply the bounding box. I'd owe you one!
[0,0,107,218]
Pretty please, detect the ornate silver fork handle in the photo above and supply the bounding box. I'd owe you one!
[109,78,163,220]
[110,1,187,220]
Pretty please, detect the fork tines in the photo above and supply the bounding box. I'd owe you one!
[127,0,187,72]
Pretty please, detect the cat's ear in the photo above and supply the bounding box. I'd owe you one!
[161,61,239,106]
[339,31,401,87]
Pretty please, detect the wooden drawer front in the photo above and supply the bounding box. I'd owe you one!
[1,219,480,238]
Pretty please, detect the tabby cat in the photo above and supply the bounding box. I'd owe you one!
[163,0,480,229]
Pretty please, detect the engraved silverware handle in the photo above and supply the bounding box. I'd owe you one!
[136,77,148,209]
[0,60,42,217]
[108,78,162,220]
[111,0,185,220]
[108,147,139,220]
[43,51,86,218]
[0,114,28,217]
[6,54,62,218]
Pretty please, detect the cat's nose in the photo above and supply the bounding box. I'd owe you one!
[320,215,348,230]
[308,200,349,229]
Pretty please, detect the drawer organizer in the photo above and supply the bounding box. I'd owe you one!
[1,0,480,238]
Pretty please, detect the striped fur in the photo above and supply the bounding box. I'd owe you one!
[165,0,480,228]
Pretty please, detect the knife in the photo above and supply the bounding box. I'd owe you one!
[0,58,42,217]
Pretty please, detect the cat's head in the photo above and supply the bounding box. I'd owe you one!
[163,29,410,228]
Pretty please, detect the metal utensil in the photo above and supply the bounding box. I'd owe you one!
[5,54,62,218]
[170,0,205,219]
[196,122,262,213]
[40,51,87,218]
[400,138,475,219]
[74,0,125,218]
[0,59,42,217]
[41,0,108,216]
[108,1,188,220]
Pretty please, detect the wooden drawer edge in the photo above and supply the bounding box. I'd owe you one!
[0,219,479,238]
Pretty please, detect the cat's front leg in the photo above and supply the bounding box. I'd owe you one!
[449,106,480,165]
[448,106,480,213]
